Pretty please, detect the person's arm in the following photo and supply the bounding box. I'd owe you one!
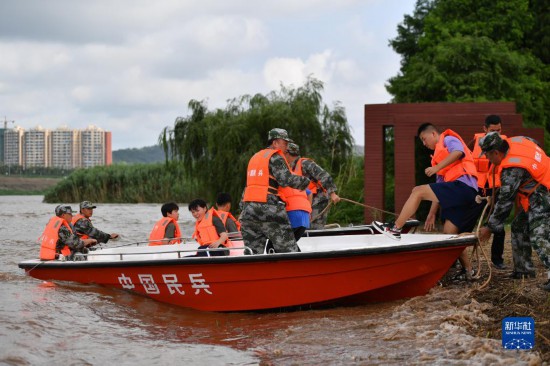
[163,222,176,244]
[208,216,229,248]
[58,226,96,253]
[225,218,239,233]
[424,201,439,231]
[270,154,310,190]
[301,160,340,203]
[73,218,112,244]
[425,136,464,177]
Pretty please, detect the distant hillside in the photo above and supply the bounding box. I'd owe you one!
[113,144,363,163]
[113,145,165,164]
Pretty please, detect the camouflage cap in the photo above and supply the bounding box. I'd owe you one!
[80,201,97,209]
[478,131,503,155]
[55,204,76,216]
[287,142,300,156]
[268,128,293,142]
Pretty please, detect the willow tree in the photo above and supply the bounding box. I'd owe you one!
[159,77,354,209]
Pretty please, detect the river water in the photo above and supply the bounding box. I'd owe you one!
[0,196,541,365]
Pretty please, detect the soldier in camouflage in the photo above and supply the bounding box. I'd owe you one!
[73,201,119,243]
[55,205,97,259]
[286,142,340,231]
[240,129,311,254]
[477,132,550,291]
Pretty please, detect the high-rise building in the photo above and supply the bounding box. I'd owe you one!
[50,126,81,169]
[1,125,112,169]
[81,125,105,167]
[4,126,24,166]
[23,126,50,168]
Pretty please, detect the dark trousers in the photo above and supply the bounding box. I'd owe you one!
[293,226,307,242]
[491,229,505,265]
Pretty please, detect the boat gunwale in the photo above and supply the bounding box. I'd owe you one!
[18,235,477,270]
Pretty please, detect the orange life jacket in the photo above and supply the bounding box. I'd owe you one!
[472,133,505,188]
[218,211,241,232]
[278,158,312,213]
[39,216,72,260]
[71,213,90,239]
[243,148,287,203]
[193,208,238,250]
[431,129,478,182]
[499,136,550,211]
[148,217,182,246]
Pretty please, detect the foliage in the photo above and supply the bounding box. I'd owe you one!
[0,165,73,177]
[43,163,203,204]
[387,0,550,151]
[159,77,355,211]
[327,155,365,224]
[113,145,165,164]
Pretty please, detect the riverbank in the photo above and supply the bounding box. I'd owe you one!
[442,231,549,362]
[0,176,61,195]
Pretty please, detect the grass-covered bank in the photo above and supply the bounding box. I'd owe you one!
[43,163,204,204]
[0,176,61,195]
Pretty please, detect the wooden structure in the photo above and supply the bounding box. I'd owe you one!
[364,102,545,222]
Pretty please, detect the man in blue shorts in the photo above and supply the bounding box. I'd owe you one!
[374,123,480,279]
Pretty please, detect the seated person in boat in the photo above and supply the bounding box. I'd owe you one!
[373,123,479,280]
[189,199,229,256]
[282,142,340,240]
[39,205,97,260]
[215,192,241,234]
[149,202,182,245]
[240,128,311,254]
[72,201,119,244]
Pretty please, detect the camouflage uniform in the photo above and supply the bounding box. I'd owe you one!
[291,158,338,230]
[479,132,550,276]
[241,152,310,254]
[486,167,550,274]
[73,217,112,243]
[58,224,89,257]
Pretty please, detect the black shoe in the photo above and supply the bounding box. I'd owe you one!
[543,280,550,292]
[510,271,536,279]
[492,262,506,270]
[372,221,401,240]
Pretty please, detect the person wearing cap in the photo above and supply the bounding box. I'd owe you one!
[39,205,97,260]
[281,142,340,240]
[72,201,119,244]
[477,132,550,291]
[468,115,507,270]
[373,123,479,280]
[240,128,311,254]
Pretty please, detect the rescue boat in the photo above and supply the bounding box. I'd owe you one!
[18,231,476,312]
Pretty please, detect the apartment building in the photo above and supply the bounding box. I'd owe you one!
[1,125,112,169]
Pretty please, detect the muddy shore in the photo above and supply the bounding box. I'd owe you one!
[0,176,60,193]
[442,231,549,362]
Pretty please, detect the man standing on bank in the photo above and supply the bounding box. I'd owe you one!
[477,132,550,291]
[240,128,310,254]
[469,115,507,269]
[72,201,119,244]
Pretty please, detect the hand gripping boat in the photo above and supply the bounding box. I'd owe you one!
[18,230,477,312]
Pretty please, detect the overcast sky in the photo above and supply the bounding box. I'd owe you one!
[0,0,415,150]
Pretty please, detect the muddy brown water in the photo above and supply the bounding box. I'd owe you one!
[0,196,541,365]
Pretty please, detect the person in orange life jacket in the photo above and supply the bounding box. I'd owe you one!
[477,133,550,291]
[373,123,479,280]
[280,143,312,241]
[149,202,182,245]
[467,115,507,270]
[240,128,311,254]
[72,201,119,244]
[39,205,97,260]
[215,192,241,234]
[189,199,229,256]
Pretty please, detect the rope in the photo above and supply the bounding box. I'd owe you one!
[469,195,493,290]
